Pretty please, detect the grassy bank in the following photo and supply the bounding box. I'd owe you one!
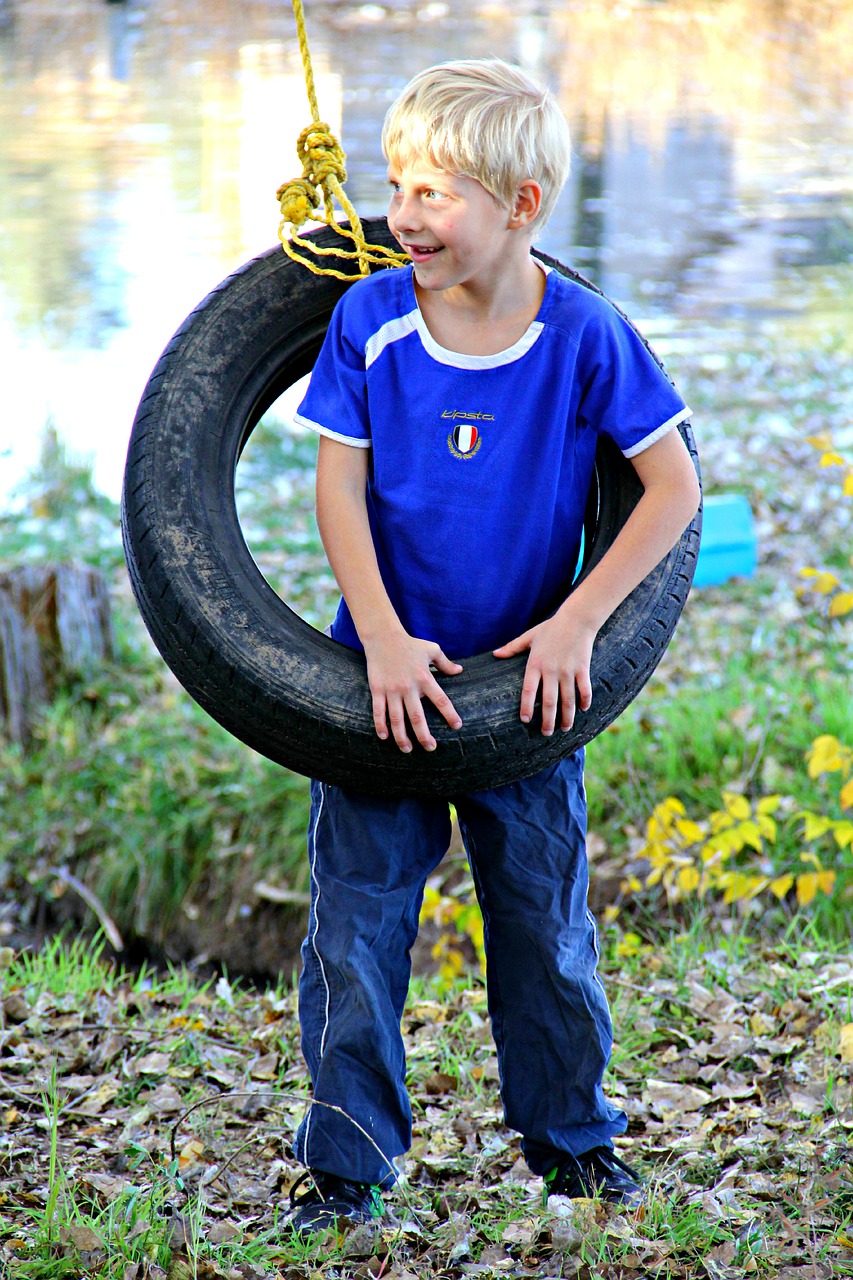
[3,316,853,963]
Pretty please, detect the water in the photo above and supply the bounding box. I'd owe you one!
[1,0,851,504]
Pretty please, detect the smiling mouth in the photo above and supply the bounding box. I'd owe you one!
[405,244,442,259]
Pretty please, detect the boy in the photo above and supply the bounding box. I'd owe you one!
[288,58,700,1233]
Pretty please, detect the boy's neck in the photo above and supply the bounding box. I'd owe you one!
[414,253,546,357]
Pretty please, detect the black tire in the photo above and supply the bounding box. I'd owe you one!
[122,219,701,797]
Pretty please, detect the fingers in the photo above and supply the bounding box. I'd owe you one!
[386,683,461,753]
[423,646,463,732]
[372,687,424,753]
[493,631,531,659]
[430,648,464,676]
[371,662,462,753]
[375,689,428,753]
[521,668,569,735]
[539,671,562,736]
[427,681,463,734]
[558,673,576,733]
[575,669,593,716]
[497,623,598,734]
[521,664,593,735]
[519,664,540,727]
[387,693,417,753]
[403,671,464,751]
[371,691,391,744]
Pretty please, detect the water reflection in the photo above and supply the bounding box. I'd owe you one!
[0,0,851,500]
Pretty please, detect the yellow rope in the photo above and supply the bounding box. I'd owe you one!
[277,0,408,279]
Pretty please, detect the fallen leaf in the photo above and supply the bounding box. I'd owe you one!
[775,1267,833,1279]
[80,1172,132,1199]
[423,1071,457,1095]
[249,1052,279,1080]
[74,1081,119,1116]
[2,995,31,1023]
[695,1189,745,1219]
[134,1051,171,1076]
[179,1138,205,1168]
[644,1079,712,1113]
[787,1090,826,1116]
[749,1012,775,1036]
[145,1083,184,1114]
[502,1219,535,1245]
[59,1224,103,1251]
[207,1220,242,1244]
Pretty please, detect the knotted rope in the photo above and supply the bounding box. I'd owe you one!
[277,0,408,279]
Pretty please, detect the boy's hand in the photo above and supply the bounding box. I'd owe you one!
[363,630,463,753]
[493,612,595,735]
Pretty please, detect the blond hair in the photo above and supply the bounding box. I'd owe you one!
[381,59,571,229]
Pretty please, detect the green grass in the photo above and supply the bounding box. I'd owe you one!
[1,928,216,1009]
[4,926,853,1277]
[9,931,119,1000]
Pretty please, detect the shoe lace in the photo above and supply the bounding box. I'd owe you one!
[289,1170,324,1210]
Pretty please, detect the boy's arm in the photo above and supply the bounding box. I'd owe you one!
[316,435,463,754]
[493,428,701,734]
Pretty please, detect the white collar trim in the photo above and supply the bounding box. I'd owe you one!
[413,312,545,369]
[411,259,552,370]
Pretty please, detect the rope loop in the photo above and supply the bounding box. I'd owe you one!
[277,0,409,279]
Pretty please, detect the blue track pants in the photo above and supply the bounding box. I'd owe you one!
[293,751,626,1186]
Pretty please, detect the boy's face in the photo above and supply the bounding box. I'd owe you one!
[387,158,530,295]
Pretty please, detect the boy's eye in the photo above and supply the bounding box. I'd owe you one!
[387,180,448,200]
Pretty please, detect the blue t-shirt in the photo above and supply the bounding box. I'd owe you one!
[296,262,690,659]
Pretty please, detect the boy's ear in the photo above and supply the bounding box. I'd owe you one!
[509,180,543,229]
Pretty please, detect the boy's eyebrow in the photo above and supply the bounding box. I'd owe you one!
[386,168,455,191]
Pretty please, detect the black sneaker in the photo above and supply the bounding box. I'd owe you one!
[543,1146,642,1206]
[287,1168,384,1235]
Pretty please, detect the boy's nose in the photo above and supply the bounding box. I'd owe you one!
[390,195,421,236]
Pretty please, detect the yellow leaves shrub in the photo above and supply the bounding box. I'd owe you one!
[626,735,852,916]
[425,742,853,971]
[614,438,852,932]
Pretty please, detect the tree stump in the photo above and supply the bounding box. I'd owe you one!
[0,565,113,744]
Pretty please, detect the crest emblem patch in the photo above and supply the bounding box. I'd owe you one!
[448,423,482,459]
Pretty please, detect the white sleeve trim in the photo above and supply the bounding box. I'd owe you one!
[622,406,692,459]
[292,412,371,448]
[365,310,419,368]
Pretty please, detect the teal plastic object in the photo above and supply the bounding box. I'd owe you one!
[693,494,757,588]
